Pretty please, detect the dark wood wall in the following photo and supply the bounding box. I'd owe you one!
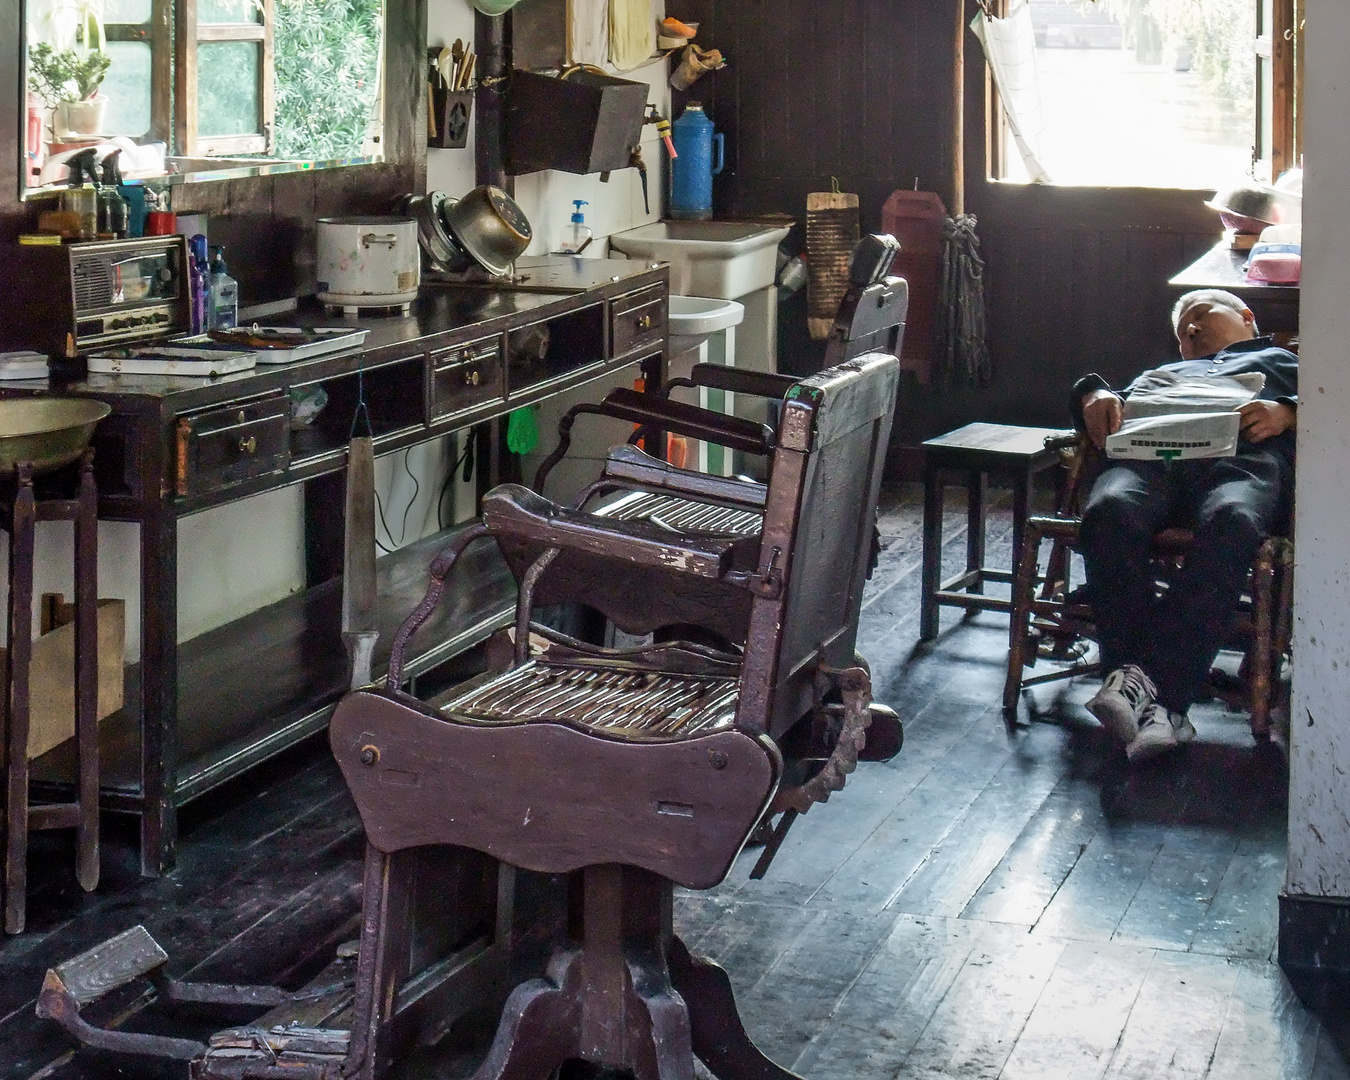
[0,0,426,306]
[670,0,1223,454]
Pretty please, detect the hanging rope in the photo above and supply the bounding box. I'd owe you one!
[935,213,992,389]
[350,358,373,439]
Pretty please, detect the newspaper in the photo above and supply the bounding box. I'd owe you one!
[1106,370,1265,462]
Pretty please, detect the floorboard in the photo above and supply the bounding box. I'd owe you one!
[1,483,1346,1080]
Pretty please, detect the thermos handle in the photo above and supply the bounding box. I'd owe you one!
[712,132,725,176]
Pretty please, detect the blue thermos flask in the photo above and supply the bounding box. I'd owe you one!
[669,103,724,221]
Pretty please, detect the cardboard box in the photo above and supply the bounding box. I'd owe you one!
[1,597,126,760]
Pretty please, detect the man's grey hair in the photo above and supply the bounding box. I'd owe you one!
[1171,289,1257,336]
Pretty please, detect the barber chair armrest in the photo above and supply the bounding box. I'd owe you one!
[667,364,799,401]
[533,390,774,495]
[599,387,775,455]
[601,445,767,510]
[483,484,736,580]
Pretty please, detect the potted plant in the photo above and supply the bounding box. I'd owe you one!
[28,42,112,136]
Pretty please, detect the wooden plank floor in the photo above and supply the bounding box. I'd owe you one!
[1,485,1346,1080]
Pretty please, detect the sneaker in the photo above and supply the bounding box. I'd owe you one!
[1126,703,1197,762]
[1087,664,1158,743]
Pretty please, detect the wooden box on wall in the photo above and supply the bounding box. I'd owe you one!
[505,69,649,175]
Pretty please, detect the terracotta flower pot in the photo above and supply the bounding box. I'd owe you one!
[58,97,107,136]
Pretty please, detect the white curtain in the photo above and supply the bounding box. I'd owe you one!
[971,1,1052,184]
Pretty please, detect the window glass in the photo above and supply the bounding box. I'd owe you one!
[102,40,153,136]
[1001,0,1256,188]
[199,0,262,23]
[198,41,260,135]
[104,0,154,24]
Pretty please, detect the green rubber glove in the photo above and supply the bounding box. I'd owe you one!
[506,406,539,456]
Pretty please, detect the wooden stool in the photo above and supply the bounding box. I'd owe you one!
[3,450,99,934]
[920,423,1069,642]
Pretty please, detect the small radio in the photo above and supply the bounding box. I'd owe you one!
[0,236,192,353]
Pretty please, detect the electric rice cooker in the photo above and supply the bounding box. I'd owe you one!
[316,216,421,308]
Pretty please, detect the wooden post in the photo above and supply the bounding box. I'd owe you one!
[953,0,966,216]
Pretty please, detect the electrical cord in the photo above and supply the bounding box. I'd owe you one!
[397,449,420,546]
[437,435,476,530]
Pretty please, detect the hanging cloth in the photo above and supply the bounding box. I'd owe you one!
[609,0,654,72]
[970,1,1052,183]
[568,0,609,67]
[935,214,992,390]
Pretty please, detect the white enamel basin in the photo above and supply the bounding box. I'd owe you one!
[668,295,745,356]
[609,221,790,299]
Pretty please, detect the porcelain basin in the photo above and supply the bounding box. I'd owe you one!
[609,221,790,299]
[668,295,746,355]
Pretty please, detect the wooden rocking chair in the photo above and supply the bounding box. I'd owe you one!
[328,351,901,1080]
[1003,433,1294,739]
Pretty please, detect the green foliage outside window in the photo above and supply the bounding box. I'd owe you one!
[273,0,382,160]
[1090,0,1256,124]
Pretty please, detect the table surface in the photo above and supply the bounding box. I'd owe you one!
[923,422,1072,462]
[1168,239,1300,295]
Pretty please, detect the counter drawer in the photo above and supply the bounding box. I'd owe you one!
[610,285,666,359]
[431,336,505,420]
[176,393,290,497]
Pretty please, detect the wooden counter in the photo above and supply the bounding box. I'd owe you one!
[7,257,670,874]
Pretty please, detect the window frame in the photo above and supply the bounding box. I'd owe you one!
[173,0,276,157]
[103,0,173,145]
[980,0,1300,191]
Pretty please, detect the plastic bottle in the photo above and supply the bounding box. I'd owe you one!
[559,200,592,254]
[208,247,239,330]
[61,149,99,240]
[188,234,209,335]
[98,150,129,239]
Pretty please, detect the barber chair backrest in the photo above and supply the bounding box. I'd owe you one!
[736,351,900,738]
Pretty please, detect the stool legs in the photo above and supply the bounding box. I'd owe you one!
[965,471,986,588]
[920,467,943,641]
[2,453,101,934]
[75,456,100,892]
[4,466,36,935]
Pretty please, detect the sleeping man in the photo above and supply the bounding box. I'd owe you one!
[1071,288,1298,761]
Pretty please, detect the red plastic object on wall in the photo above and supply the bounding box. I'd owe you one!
[882,189,947,386]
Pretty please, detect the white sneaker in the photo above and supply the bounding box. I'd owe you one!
[1126,703,1197,762]
[1087,665,1158,743]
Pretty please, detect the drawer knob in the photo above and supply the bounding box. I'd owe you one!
[240,435,257,454]
[466,370,480,386]
[637,314,652,330]
[237,410,248,424]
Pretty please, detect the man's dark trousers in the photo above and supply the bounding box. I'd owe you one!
[1079,447,1289,713]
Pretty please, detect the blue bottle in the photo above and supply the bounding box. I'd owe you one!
[669,103,724,221]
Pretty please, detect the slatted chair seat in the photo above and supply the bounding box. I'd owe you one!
[599,490,765,537]
[439,647,741,740]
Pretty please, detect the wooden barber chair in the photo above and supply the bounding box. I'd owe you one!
[34,354,901,1080]
[532,233,908,542]
[329,351,901,1080]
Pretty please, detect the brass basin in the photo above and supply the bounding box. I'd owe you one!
[0,398,111,476]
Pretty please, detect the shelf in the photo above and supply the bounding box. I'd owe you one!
[32,520,515,807]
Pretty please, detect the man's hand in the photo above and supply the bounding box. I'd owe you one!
[1082,389,1124,449]
[1238,400,1296,443]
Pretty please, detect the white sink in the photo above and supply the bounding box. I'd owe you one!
[609,221,791,300]
[668,295,745,356]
